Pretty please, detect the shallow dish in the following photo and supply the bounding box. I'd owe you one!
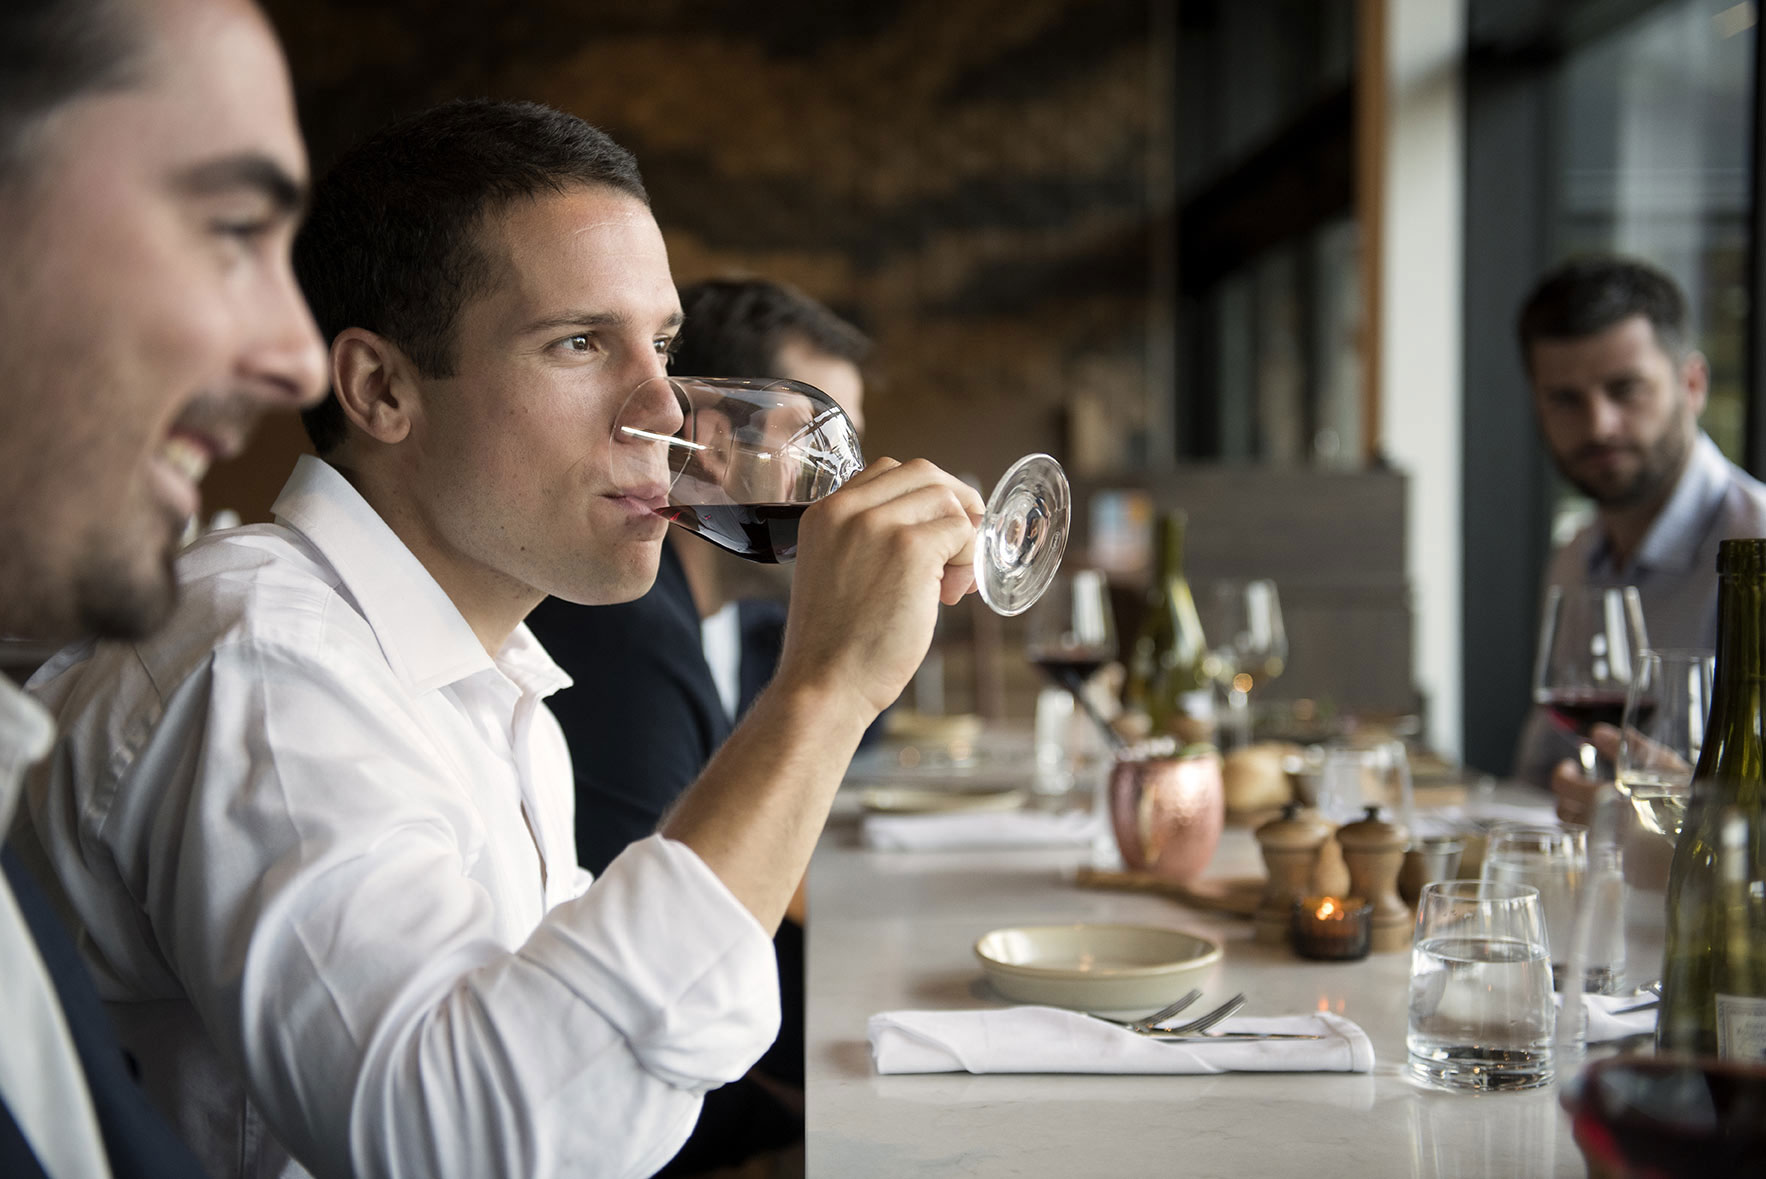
[974,923,1223,1011]
[860,786,1027,815]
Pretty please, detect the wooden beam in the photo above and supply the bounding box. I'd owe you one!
[1356,0,1388,464]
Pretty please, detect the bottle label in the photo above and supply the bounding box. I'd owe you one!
[1715,993,1766,1061]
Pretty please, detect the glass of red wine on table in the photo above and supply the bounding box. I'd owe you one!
[1533,585,1650,779]
[609,374,1071,615]
[1023,569,1126,756]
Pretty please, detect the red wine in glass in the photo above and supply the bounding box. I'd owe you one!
[662,502,807,563]
[1539,690,1656,738]
[1029,653,1107,683]
[1560,1056,1766,1178]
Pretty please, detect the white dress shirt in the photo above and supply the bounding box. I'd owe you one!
[0,676,114,1179]
[23,456,779,1179]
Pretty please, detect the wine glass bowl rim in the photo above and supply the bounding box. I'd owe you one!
[1418,878,1543,905]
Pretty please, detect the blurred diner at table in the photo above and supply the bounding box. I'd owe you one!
[1507,256,1766,819]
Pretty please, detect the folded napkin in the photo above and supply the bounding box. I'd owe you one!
[860,810,1101,852]
[868,1005,1375,1075]
[1557,992,1658,1043]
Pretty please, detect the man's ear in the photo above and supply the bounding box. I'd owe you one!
[1681,350,1711,418]
[331,328,417,445]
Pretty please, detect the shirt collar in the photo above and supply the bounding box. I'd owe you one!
[1591,432,1731,578]
[271,456,569,700]
[0,673,55,834]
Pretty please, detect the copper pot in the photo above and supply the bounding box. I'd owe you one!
[1108,749,1225,884]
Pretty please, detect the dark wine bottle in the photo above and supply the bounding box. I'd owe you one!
[1123,511,1211,737]
[1658,538,1766,1058]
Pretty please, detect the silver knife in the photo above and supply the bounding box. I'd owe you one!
[1146,1032,1323,1042]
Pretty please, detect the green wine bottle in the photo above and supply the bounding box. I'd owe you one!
[1124,511,1211,738]
[1657,538,1766,1058]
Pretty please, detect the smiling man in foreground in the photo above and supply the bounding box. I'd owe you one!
[22,98,981,1178]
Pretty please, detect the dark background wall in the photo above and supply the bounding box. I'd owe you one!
[205,0,1177,522]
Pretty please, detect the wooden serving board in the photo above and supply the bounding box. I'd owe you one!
[1073,868,1263,918]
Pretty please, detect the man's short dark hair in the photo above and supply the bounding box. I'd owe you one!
[294,99,649,454]
[0,0,144,180]
[672,277,871,380]
[1516,254,1689,370]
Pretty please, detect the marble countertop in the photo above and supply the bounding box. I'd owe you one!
[804,790,1587,1178]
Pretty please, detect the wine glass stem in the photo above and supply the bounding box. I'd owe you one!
[1228,687,1251,747]
[1048,666,1127,753]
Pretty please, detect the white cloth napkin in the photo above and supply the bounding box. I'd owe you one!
[860,810,1101,852]
[868,1005,1375,1075]
[1558,992,1658,1042]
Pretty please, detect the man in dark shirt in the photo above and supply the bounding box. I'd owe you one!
[526,276,869,1173]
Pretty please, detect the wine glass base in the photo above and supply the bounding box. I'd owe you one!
[977,453,1069,616]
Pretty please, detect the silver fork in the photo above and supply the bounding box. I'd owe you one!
[1124,989,1203,1034]
[1159,992,1246,1036]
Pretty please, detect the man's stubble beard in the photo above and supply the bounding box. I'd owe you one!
[1561,409,1694,513]
[70,530,180,640]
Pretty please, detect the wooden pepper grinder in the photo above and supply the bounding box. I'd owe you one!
[1253,803,1332,946]
[1335,804,1411,953]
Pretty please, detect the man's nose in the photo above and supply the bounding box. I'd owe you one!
[627,373,687,439]
[243,264,328,409]
[1587,391,1625,439]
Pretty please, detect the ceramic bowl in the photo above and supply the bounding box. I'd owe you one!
[974,922,1222,1011]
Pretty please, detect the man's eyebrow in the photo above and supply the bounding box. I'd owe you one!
[171,153,307,214]
[519,309,685,336]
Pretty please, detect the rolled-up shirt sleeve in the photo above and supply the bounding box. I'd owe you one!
[85,633,778,1179]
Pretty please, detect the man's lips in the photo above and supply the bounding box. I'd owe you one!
[1573,445,1637,469]
[605,491,670,518]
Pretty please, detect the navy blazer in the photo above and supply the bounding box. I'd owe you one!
[2,848,206,1179]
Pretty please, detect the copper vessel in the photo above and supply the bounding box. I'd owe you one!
[1108,748,1225,884]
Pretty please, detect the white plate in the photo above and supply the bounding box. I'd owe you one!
[974,923,1223,1011]
[859,787,1027,815]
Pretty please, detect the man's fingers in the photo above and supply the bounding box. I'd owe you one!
[1589,722,1624,763]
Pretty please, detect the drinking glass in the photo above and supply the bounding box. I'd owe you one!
[609,375,1069,615]
[1201,579,1287,748]
[1533,585,1649,776]
[1023,569,1120,792]
[1481,825,1618,992]
[1614,649,1713,844]
[1309,742,1414,834]
[1408,879,1555,1091]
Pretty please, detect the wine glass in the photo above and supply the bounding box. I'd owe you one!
[1201,579,1287,748]
[1024,570,1122,782]
[1533,586,1650,776]
[1614,649,1713,844]
[609,375,1069,615]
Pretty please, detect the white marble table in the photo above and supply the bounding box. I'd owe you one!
[804,795,1586,1178]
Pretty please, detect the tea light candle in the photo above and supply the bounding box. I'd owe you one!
[1291,895,1373,961]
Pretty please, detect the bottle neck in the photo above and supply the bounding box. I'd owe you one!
[1711,570,1766,694]
[1156,515,1187,585]
[1692,565,1766,795]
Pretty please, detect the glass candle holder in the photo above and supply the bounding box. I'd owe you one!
[1291,895,1373,961]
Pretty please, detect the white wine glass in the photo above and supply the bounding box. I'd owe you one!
[1614,649,1713,844]
[609,375,1069,615]
[1201,578,1287,748]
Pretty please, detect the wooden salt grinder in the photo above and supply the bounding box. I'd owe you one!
[1253,804,1332,946]
[1335,805,1411,953]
